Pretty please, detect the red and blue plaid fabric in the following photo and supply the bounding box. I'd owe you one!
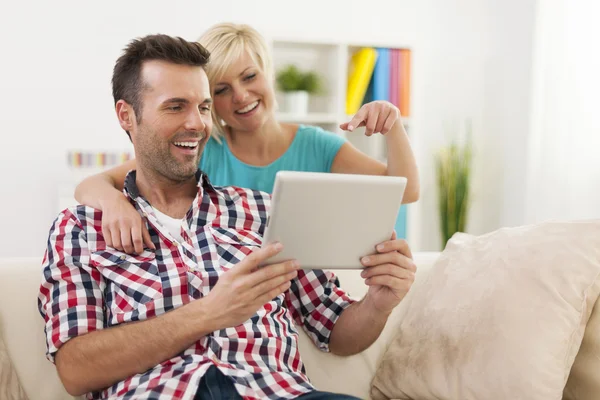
[38,170,355,400]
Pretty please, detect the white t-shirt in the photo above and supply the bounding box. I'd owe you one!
[152,207,184,243]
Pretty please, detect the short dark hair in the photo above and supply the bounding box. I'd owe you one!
[112,34,211,138]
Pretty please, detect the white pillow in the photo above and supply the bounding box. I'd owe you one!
[371,220,600,400]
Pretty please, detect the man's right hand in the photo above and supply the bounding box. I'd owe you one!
[202,243,299,330]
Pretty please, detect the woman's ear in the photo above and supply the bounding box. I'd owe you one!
[116,100,135,132]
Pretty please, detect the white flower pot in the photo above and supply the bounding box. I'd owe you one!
[282,91,309,115]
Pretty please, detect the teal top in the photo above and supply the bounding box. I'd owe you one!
[199,125,346,193]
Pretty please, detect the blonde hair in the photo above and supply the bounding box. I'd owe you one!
[198,23,274,139]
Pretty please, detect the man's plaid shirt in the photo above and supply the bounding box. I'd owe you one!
[38,170,355,400]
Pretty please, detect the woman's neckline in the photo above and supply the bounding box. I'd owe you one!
[222,124,305,169]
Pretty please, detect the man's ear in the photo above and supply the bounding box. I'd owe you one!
[116,100,136,133]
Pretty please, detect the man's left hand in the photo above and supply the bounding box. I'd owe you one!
[360,232,416,315]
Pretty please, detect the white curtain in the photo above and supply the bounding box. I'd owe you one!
[525,0,600,223]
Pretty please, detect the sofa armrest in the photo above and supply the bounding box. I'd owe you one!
[299,303,408,399]
[0,258,76,400]
[302,252,440,398]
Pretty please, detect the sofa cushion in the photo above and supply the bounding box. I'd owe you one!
[563,294,600,399]
[0,332,28,400]
[299,253,441,399]
[0,253,440,400]
[371,221,600,400]
[0,258,74,400]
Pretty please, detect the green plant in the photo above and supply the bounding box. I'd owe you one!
[276,65,323,94]
[436,124,473,247]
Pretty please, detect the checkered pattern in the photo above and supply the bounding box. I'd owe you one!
[38,170,355,400]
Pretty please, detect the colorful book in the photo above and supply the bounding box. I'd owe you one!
[396,49,411,238]
[396,49,403,115]
[399,49,411,117]
[346,48,377,115]
[389,49,400,107]
[362,74,374,106]
[372,48,390,101]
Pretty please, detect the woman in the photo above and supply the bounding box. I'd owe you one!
[75,23,419,254]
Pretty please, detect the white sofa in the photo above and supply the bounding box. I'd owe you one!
[0,253,441,400]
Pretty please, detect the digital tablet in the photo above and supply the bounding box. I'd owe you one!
[261,171,407,269]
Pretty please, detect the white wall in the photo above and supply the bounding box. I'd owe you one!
[0,0,536,258]
[523,0,600,224]
[486,0,537,229]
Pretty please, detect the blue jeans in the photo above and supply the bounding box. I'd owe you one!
[194,366,361,400]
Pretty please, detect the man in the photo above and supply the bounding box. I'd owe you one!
[38,34,416,400]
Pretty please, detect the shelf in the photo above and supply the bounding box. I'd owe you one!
[276,112,339,124]
[347,41,411,51]
[272,38,411,51]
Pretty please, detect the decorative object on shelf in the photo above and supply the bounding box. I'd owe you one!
[436,121,473,247]
[59,151,135,212]
[276,64,322,115]
[67,151,133,168]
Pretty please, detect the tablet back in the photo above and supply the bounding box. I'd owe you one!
[262,171,407,269]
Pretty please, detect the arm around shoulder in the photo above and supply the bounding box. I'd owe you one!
[73,159,154,254]
[74,158,137,210]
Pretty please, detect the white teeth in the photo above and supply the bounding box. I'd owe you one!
[173,141,198,148]
[236,101,259,114]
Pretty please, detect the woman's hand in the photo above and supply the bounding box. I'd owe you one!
[340,100,401,136]
[101,193,155,254]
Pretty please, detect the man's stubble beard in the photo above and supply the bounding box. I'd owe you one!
[135,125,200,183]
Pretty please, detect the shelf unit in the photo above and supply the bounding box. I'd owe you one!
[270,38,412,162]
[270,38,411,133]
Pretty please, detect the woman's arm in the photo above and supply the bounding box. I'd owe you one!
[74,159,153,253]
[332,101,420,203]
[74,159,136,208]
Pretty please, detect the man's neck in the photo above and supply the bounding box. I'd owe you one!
[134,168,198,219]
